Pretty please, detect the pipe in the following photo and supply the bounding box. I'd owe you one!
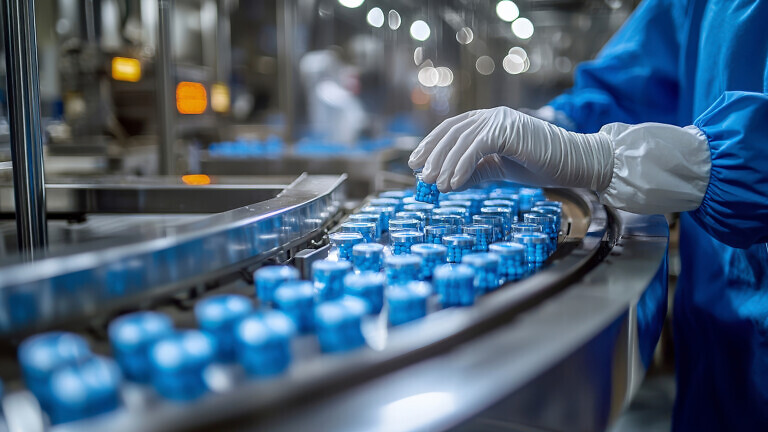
[2,0,48,258]
[156,0,175,175]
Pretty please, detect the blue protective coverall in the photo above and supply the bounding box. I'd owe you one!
[546,0,768,430]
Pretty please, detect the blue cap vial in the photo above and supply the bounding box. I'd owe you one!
[473,215,504,242]
[439,200,472,215]
[344,272,386,314]
[414,172,440,204]
[274,280,316,333]
[194,295,253,362]
[387,281,432,326]
[109,311,174,382]
[403,202,436,214]
[254,265,300,305]
[395,211,426,229]
[462,224,494,252]
[523,212,558,253]
[433,264,476,307]
[480,207,513,239]
[442,234,476,263]
[329,232,365,261]
[370,197,402,211]
[235,310,296,377]
[489,242,526,282]
[390,230,424,255]
[312,259,352,301]
[384,254,423,285]
[512,222,543,236]
[340,222,377,243]
[532,205,562,231]
[425,224,450,244]
[428,213,463,234]
[314,296,368,353]
[149,330,216,401]
[410,243,447,280]
[482,199,519,217]
[462,252,502,293]
[389,218,421,233]
[513,232,550,267]
[434,206,470,224]
[360,205,396,230]
[47,356,122,424]
[351,242,385,272]
[18,332,91,408]
[348,213,382,240]
[518,188,544,213]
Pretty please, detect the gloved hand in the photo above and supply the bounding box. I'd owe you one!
[408,107,614,193]
[409,106,712,215]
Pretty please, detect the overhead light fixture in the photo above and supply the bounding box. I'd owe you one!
[176,81,207,114]
[338,0,364,8]
[496,1,519,22]
[512,17,534,39]
[366,7,384,27]
[410,20,430,41]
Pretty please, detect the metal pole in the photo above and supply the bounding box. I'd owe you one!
[157,0,175,175]
[2,0,48,257]
[276,0,296,144]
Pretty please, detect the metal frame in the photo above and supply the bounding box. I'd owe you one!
[2,0,48,257]
[0,174,346,337]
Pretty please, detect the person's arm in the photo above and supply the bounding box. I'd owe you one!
[685,92,768,248]
[547,0,684,132]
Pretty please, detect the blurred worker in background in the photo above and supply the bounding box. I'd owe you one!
[409,0,768,431]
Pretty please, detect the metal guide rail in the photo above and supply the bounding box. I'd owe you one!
[0,183,668,432]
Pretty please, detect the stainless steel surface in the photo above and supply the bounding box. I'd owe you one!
[38,189,650,432]
[0,174,345,336]
[157,0,176,175]
[0,176,294,215]
[2,0,49,257]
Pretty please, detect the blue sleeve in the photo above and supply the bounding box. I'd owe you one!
[548,0,684,133]
[690,91,768,249]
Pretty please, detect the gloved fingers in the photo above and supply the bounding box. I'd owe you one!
[452,154,509,192]
[421,116,480,183]
[408,110,476,170]
[449,134,496,190]
[435,120,489,191]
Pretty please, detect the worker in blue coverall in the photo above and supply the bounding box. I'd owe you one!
[409,0,768,430]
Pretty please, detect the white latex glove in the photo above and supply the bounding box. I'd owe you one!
[408,107,614,193]
[409,107,712,214]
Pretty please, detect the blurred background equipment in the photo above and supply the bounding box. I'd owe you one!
[0,1,674,432]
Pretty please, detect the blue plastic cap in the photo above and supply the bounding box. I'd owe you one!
[387,281,432,301]
[149,330,216,400]
[314,297,368,353]
[195,295,253,330]
[312,259,353,274]
[352,243,385,255]
[254,265,300,304]
[442,234,475,247]
[274,280,316,333]
[462,252,502,268]
[235,311,296,376]
[433,264,475,281]
[19,332,91,380]
[149,330,216,373]
[195,295,253,362]
[411,243,448,256]
[108,311,174,382]
[386,282,432,326]
[489,242,525,256]
[47,356,122,424]
[514,232,549,244]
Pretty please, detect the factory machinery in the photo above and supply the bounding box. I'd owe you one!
[0,173,668,432]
